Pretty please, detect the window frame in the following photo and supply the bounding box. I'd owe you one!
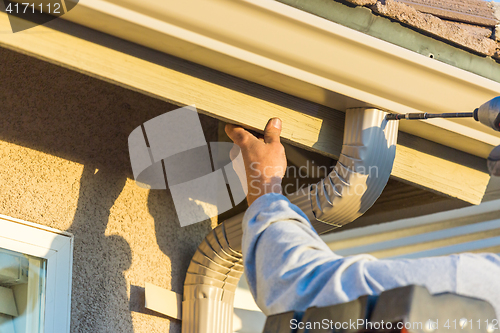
[0,213,73,333]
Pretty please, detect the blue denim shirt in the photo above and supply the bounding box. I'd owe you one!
[242,193,500,319]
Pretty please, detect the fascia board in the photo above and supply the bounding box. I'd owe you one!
[0,10,489,204]
[58,0,500,158]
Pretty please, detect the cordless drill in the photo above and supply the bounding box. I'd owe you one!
[386,97,500,175]
[386,96,500,132]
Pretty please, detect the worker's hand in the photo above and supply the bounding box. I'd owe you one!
[225,118,287,206]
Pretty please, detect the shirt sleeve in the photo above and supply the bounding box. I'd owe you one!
[241,193,500,319]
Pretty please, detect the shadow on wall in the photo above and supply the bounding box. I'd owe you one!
[67,166,132,332]
[147,190,212,293]
[0,47,216,332]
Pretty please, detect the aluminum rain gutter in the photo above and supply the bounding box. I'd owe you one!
[59,0,500,158]
[182,108,398,332]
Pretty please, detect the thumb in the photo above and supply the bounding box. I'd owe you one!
[264,118,282,144]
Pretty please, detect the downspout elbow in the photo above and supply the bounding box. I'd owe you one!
[289,108,398,233]
[182,214,244,333]
[182,108,399,332]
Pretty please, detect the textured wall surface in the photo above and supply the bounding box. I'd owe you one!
[0,47,219,332]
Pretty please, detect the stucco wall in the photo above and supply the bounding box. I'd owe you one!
[0,47,219,332]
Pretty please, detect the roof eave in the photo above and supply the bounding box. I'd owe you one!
[58,0,500,157]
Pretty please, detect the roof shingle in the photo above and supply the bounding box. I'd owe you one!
[396,0,497,26]
[342,0,500,59]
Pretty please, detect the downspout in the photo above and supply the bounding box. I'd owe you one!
[288,108,399,234]
[181,108,399,333]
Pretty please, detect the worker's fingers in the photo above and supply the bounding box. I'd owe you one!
[225,124,255,146]
[264,118,282,144]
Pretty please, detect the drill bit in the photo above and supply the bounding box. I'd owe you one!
[386,112,474,121]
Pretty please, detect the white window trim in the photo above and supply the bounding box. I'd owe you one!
[0,214,73,333]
